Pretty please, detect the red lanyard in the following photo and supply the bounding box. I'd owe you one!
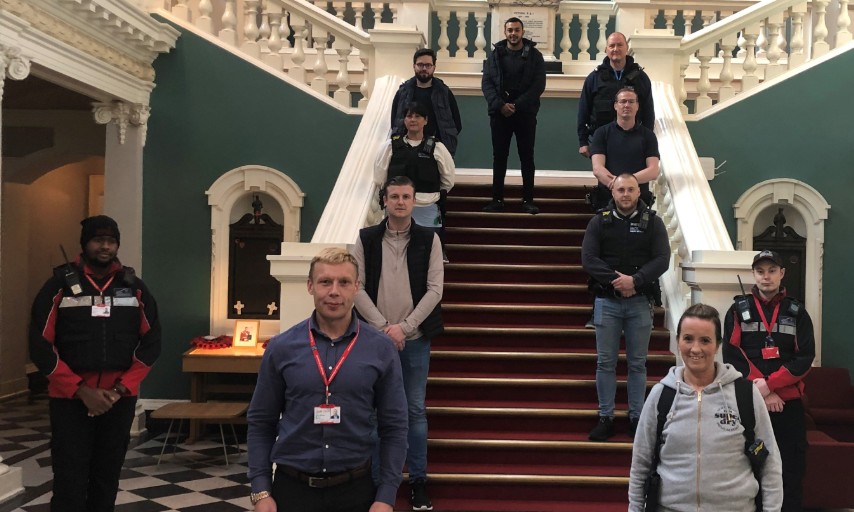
[85,274,115,300]
[309,321,360,403]
[753,296,780,345]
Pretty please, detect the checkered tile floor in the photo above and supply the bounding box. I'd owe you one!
[0,396,252,512]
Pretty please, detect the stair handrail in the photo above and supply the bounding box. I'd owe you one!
[310,74,400,244]
[273,0,372,52]
[679,0,805,54]
[652,81,733,341]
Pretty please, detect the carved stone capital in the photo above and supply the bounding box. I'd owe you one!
[92,101,150,145]
[1,44,32,80]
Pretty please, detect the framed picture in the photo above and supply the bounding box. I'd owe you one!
[233,319,260,347]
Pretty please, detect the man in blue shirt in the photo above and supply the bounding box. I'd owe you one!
[247,248,408,512]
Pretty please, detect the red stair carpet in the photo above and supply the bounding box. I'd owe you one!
[394,183,673,512]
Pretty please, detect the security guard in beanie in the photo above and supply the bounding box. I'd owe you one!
[29,215,161,512]
[724,250,815,511]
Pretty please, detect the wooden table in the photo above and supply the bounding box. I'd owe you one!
[182,345,265,440]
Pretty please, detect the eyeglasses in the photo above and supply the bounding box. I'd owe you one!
[616,99,637,105]
[414,63,434,69]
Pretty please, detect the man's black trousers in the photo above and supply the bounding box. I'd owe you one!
[489,112,537,203]
[770,398,807,512]
[49,396,137,512]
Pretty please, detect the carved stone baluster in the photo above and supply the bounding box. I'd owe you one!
[474,11,487,60]
[755,19,767,60]
[594,17,607,61]
[679,59,689,115]
[764,13,784,80]
[265,8,284,70]
[695,45,713,113]
[197,0,214,33]
[289,15,307,83]
[702,13,715,29]
[837,0,852,46]
[333,40,352,107]
[664,10,677,30]
[737,30,746,58]
[279,13,291,49]
[789,3,807,68]
[559,11,572,64]
[578,14,592,61]
[436,10,451,59]
[333,1,346,21]
[353,3,365,30]
[812,0,831,57]
[684,10,696,35]
[242,0,261,59]
[359,51,371,108]
[173,0,190,21]
[219,0,238,46]
[649,11,658,29]
[718,33,737,102]
[389,2,399,24]
[741,22,760,91]
[311,30,330,95]
[455,12,469,59]
[258,7,271,53]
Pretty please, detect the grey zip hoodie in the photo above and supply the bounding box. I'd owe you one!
[628,363,783,511]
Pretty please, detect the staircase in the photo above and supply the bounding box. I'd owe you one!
[397,182,674,512]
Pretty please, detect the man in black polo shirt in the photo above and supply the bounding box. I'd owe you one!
[589,87,659,211]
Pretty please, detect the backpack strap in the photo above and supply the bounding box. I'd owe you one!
[735,377,755,446]
[652,386,676,470]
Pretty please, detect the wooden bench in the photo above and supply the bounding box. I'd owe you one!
[151,401,248,465]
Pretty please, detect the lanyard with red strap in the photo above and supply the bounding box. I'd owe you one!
[85,274,115,304]
[309,321,360,404]
[753,295,780,347]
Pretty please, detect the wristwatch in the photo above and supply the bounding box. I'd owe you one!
[250,490,271,505]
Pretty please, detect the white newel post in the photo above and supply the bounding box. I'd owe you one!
[0,40,27,504]
[626,30,683,92]
[269,243,348,332]
[681,250,757,363]
[368,26,425,82]
[397,0,432,37]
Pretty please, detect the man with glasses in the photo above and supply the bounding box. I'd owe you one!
[390,48,462,157]
[589,87,659,210]
[577,32,654,159]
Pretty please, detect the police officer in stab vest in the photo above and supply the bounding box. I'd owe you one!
[29,215,161,512]
[375,102,455,259]
[723,250,815,512]
[577,32,654,159]
[582,174,669,442]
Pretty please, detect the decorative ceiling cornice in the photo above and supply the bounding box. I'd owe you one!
[1,0,178,81]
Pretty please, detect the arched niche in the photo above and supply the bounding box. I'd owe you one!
[733,179,830,365]
[206,166,305,338]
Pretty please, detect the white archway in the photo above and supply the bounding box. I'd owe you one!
[733,179,830,364]
[206,165,305,338]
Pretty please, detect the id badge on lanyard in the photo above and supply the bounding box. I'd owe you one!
[87,274,115,318]
[754,297,781,360]
[309,321,360,425]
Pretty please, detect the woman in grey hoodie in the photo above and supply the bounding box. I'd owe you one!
[628,304,783,511]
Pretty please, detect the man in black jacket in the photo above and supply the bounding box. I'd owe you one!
[390,48,462,157]
[577,32,654,158]
[481,17,546,215]
[29,215,161,512]
[581,174,668,442]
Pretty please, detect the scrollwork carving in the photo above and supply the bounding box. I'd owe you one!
[92,101,151,145]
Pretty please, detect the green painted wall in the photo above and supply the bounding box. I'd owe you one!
[141,22,360,398]
[688,48,854,373]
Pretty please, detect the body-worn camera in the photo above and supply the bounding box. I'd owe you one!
[745,438,769,473]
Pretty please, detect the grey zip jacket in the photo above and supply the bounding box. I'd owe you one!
[628,363,783,511]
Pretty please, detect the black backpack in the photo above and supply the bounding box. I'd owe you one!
[643,377,762,511]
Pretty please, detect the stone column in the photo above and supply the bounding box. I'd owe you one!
[92,101,149,274]
[0,42,29,504]
[92,101,150,436]
[627,29,683,89]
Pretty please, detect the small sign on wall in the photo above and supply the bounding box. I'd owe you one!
[493,6,555,59]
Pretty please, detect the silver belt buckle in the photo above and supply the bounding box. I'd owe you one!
[307,476,324,488]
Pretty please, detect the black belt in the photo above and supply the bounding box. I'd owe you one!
[277,462,370,489]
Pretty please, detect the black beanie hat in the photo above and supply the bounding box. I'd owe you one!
[80,215,120,249]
